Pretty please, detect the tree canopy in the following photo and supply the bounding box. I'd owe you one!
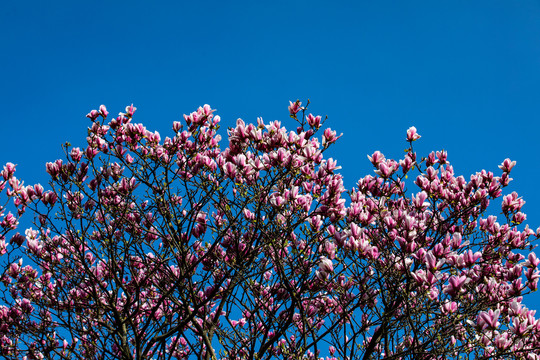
[0,102,539,359]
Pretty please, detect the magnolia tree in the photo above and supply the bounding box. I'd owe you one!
[0,101,539,360]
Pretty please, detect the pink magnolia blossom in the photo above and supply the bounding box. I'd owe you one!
[499,158,517,172]
[99,104,109,118]
[319,255,334,273]
[477,309,501,330]
[288,100,301,116]
[406,126,421,141]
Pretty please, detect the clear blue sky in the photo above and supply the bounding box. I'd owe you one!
[2,1,540,309]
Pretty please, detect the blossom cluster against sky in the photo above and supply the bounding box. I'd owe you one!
[2,0,540,308]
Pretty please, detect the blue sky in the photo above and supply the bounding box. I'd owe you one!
[2,1,540,311]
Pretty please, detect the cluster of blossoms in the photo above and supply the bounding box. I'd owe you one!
[0,101,538,359]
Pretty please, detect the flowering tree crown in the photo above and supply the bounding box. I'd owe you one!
[0,101,539,359]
